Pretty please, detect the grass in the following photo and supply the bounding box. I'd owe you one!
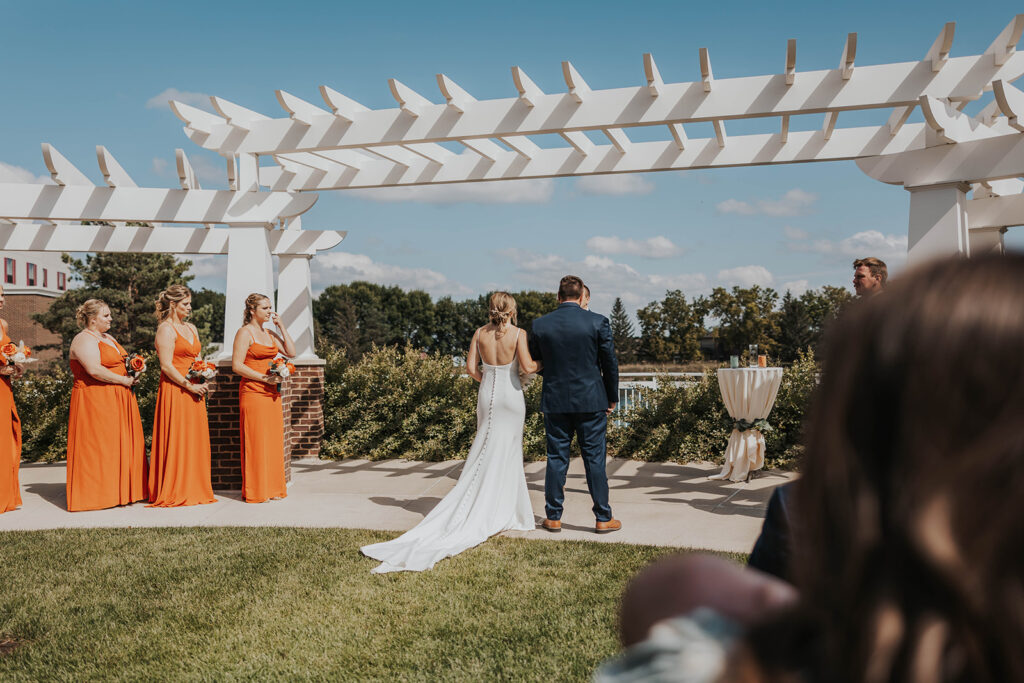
[0,528,742,681]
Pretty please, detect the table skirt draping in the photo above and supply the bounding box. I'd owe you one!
[710,367,783,482]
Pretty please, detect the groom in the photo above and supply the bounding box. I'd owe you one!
[529,276,621,533]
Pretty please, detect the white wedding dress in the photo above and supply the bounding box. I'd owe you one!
[360,332,535,573]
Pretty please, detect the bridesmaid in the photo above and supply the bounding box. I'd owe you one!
[0,284,23,514]
[66,299,148,511]
[231,293,296,503]
[148,285,216,507]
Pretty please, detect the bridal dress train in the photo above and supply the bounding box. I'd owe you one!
[361,342,535,574]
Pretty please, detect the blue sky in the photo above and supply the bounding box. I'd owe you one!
[2,1,1021,317]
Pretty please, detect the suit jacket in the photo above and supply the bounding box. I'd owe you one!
[529,302,619,414]
[747,482,794,582]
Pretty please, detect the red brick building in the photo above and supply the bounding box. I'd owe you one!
[0,251,70,361]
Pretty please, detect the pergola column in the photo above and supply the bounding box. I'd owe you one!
[220,227,275,357]
[276,254,317,361]
[968,226,1007,255]
[906,182,971,265]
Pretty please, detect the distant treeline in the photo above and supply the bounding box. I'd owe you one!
[314,281,854,364]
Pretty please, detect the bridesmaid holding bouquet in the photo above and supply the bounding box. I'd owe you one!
[66,299,148,511]
[231,293,296,503]
[148,285,216,507]
[0,284,23,514]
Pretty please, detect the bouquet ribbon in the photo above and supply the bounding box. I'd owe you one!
[731,418,772,433]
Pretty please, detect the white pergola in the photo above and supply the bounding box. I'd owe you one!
[2,15,1023,360]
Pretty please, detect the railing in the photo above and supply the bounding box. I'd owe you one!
[616,372,703,413]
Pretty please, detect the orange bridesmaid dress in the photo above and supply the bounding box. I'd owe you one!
[0,330,22,514]
[66,338,148,511]
[148,328,215,507]
[239,336,286,503]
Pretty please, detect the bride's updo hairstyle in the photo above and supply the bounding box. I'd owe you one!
[243,293,270,325]
[155,284,191,323]
[489,292,517,339]
[76,299,108,329]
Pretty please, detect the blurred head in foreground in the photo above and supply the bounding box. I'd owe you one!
[753,254,1024,682]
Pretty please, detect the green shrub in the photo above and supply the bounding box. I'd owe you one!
[15,352,161,462]
[762,349,818,469]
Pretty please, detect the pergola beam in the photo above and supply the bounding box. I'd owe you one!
[180,51,1024,156]
[967,193,1024,229]
[857,131,1024,187]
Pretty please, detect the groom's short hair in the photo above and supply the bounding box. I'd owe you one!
[558,275,585,301]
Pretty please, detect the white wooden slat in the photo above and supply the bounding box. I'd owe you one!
[562,61,591,103]
[210,96,270,131]
[169,101,225,133]
[840,33,857,80]
[927,22,956,72]
[96,146,138,188]
[561,131,595,155]
[993,80,1024,131]
[699,48,713,92]
[668,123,687,150]
[604,128,631,153]
[712,120,727,148]
[785,39,796,85]
[276,152,345,172]
[460,139,505,162]
[888,105,914,136]
[986,14,1024,66]
[0,223,346,255]
[511,66,543,107]
[185,51,1024,155]
[367,145,419,167]
[0,184,318,224]
[823,111,838,140]
[437,74,475,113]
[857,131,1024,186]
[404,143,457,164]
[977,178,1024,197]
[175,149,200,190]
[388,78,433,118]
[968,193,1024,229]
[319,86,371,122]
[41,144,93,186]
[499,135,541,159]
[276,90,331,125]
[780,115,789,143]
[314,149,371,170]
[644,53,663,97]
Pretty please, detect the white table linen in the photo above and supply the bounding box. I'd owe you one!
[709,367,783,482]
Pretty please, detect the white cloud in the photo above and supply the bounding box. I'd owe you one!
[585,235,683,259]
[838,230,907,262]
[146,88,212,111]
[717,188,817,217]
[717,265,774,288]
[311,251,471,297]
[781,279,809,295]
[347,178,553,205]
[152,157,169,175]
[783,225,808,240]
[0,161,52,185]
[181,255,226,278]
[575,174,654,196]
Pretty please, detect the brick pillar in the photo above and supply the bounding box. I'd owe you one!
[206,359,325,491]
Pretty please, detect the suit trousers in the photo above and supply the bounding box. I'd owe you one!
[543,411,612,522]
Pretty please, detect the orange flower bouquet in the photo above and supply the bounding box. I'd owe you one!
[124,352,147,378]
[267,355,297,379]
[1,340,35,366]
[187,359,217,384]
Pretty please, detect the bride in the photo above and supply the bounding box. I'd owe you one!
[361,292,540,573]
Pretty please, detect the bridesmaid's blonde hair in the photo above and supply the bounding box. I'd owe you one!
[243,293,270,325]
[488,292,517,339]
[155,284,192,322]
[75,299,107,329]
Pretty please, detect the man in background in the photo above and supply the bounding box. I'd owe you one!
[852,257,887,297]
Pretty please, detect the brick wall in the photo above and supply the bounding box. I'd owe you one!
[206,361,325,491]
[2,294,62,362]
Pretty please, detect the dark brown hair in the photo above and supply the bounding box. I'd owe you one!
[853,257,888,287]
[749,254,1024,682]
[558,275,585,301]
[155,284,191,322]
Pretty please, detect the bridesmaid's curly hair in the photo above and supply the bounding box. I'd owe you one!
[243,293,271,325]
[75,299,107,329]
[155,284,191,322]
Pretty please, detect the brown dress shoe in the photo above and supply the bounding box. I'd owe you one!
[541,518,562,532]
[595,518,622,533]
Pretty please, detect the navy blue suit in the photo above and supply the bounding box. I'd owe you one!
[529,302,619,521]
[747,483,794,581]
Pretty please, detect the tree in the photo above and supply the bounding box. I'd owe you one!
[190,287,225,355]
[609,297,636,363]
[801,285,854,342]
[774,291,814,362]
[636,290,704,362]
[702,285,781,357]
[34,253,193,358]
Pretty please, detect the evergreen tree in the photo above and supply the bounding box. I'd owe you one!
[775,291,814,362]
[609,297,636,362]
[34,252,193,358]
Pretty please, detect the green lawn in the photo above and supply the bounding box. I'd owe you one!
[0,528,739,681]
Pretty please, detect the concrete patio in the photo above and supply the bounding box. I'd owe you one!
[1,458,795,553]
